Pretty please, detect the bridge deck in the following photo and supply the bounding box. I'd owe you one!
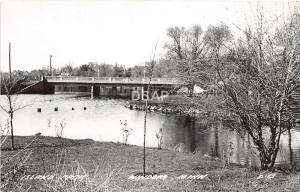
[45,76,180,85]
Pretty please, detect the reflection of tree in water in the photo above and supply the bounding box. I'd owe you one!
[184,116,253,164]
[192,118,215,155]
[184,115,196,153]
[214,125,219,158]
[161,116,186,149]
[209,122,220,158]
[235,133,241,163]
[164,114,300,167]
[167,115,211,153]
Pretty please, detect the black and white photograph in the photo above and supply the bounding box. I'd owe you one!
[0,0,300,191]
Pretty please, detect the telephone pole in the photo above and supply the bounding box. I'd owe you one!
[49,55,53,76]
[143,62,146,78]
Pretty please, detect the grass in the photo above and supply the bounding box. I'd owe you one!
[1,136,299,192]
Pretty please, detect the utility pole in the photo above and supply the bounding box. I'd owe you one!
[49,55,53,76]
[143,62,146,78]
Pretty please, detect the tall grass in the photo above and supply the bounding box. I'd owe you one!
[0,134,35,191]
[43,151,122,192]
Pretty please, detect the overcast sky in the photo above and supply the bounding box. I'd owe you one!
[0,0,293,72]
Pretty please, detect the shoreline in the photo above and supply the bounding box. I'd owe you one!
[124,95,230,121]
[125,102,204,116]
[125,94,210,116]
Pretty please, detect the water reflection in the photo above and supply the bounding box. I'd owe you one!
[162,114,300,166]
[0,94,299,166]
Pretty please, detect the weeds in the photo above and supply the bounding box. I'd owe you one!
[0,119,10,147]
[155,128,163,150]
[120,120,132,145]
[0,136,36,191]
[43,151,121,192]
[55,120,66,138]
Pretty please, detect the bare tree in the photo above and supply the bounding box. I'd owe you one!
[0,43,31,150]
[142,42,158,176]
[163,6,299,170]
[165,24,232,94]
[165,25,210,94]
[216,8,300,170]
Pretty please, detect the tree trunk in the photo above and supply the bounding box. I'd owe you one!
[143,91,148,175]
[10,112,14,150]
[214,125,219,158]
[269,99,285,169]
[288,128,294,167]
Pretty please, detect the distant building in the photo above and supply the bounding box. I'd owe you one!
[60,72,71,76]
[193,85,205,94]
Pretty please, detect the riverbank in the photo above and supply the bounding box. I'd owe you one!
[1,136,299,192]
[125,101,204,116]
[125,94,228,119]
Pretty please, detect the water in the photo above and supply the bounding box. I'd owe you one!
[1,94,299,166]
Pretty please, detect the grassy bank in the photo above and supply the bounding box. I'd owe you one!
[1,136,299,192]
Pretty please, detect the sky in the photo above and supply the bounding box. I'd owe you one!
[0,0,295,72]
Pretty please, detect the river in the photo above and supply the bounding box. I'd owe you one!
[1,94,299,166]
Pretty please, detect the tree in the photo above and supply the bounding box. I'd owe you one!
[215,8,300,170]
[0,43,29,150]
[27,69,48,81]
[152,59,178,78]
[163,7,299,170]
[98,63,114,77]
[112,64,126,77]
[77,63,96,76]
[130,64,153,78]
[142,42,158,176]
[164,25,230,94]
[59,63,73,75]
[124,67,132,77]
[142,59,155,176]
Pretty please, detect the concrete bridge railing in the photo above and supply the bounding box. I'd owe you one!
[45,76,180,85]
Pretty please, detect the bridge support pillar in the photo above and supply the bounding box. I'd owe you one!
[42,79,54,94]
[91,85,100,98]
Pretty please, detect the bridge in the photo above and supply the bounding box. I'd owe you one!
[45,76,179,85]
[44,76,181,98]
